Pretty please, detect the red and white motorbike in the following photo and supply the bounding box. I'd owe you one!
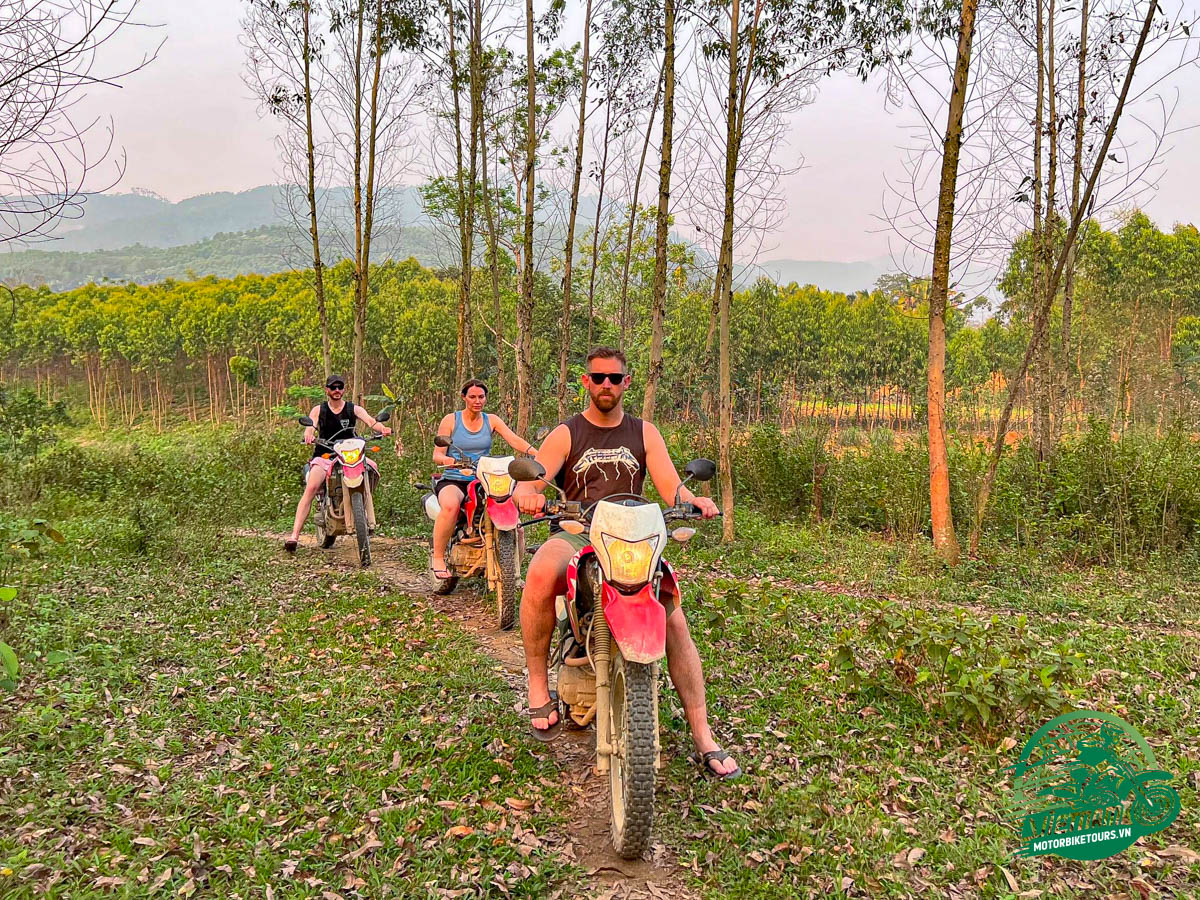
[298,410,390,566]
[509,456,718,858]
[417,436,523,629]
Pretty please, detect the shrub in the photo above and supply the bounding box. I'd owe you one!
[831,602,1086,739]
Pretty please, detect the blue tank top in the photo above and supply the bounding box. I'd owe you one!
[444,411,493,480]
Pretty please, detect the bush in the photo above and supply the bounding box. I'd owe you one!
[831,602,1086,739]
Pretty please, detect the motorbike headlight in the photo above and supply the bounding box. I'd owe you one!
[600,534,660,590]
[483,472,513,498]
[341,447,361,465]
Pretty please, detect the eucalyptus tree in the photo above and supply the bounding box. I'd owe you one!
[321,0,428,402]
[242,0,334,378]
[691,0,911,541]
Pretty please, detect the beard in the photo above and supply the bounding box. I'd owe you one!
[593,391,620,412]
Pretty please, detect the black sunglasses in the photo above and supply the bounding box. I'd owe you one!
[586,372,627,385]
[327,383,344,391]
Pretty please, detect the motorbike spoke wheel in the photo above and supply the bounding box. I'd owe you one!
[608,651,656,860]
[430,539,459,595]
[494,529,518,631]
[351,490,371,567]
[315,498,336,549]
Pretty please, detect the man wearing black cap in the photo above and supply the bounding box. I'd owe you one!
[285,374,392,553]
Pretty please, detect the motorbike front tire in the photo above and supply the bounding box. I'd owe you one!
[351,490,371,567]
[609,651,656,860]
[494,528,518,631]
[315,497,336,549]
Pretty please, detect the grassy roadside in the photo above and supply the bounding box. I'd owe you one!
[2,430,1198,898]
[0,534,579,899]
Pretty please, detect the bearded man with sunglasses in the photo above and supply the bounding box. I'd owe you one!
[513,346,740,780]
[284,374,392,554]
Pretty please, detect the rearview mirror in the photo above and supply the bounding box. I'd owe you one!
[298,416,315,427]
[376,410,391,423]
[684,459,716,482]
[509,458,546,482]
[434,435,452,448]
[535,425,551,442]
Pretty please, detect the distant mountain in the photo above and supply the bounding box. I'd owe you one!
[739,257,896,295]
[28,185,430,253]
[0,224,447,290]
[0,184,900,293]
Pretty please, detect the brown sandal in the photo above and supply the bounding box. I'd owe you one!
[690,748,742,781]
[528,693,562,742]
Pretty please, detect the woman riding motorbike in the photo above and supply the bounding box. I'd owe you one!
[430,379,534,580]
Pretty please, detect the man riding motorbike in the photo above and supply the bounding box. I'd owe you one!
[430,379,535,580]
[285,374,392,554]
[513,347,740,780]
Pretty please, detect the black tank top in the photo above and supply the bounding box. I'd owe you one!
[314,401,356,456]
[555,412,647,504]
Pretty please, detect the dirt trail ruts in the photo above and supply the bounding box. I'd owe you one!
[240,530,700,900]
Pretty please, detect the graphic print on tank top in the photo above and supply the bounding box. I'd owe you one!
[558,413,647,503]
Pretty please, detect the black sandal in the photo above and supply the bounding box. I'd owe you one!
[690,748,742,781]
[284,539,298,555]
[528,692,562,742]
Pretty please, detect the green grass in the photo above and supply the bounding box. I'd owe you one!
[0,535,577,898]
[2,432,1199,898]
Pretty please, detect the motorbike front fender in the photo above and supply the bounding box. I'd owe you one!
[601,582,666,664]
[487,497,519,531]
[342,463,365,488]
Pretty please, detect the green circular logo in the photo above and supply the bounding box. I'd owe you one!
[1009,711,1181,860]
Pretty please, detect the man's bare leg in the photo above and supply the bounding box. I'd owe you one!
[289,468,326,543]
[665,609,739,775]
[520,539,574,730]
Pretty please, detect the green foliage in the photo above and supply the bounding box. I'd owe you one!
[832,603,1086,737]
[0,386,68,454]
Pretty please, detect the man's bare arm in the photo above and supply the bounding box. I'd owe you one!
[514,423,571,509]
[643,421,687,504]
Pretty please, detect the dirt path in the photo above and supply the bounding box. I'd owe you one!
[241,530,701,900]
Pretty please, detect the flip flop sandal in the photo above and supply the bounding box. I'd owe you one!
[690,749,742,782]
[431,564,452,580]
[284,540,298,555]
[528,692,563,742]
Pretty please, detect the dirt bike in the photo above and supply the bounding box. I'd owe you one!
[416,435,524,630]
[508,455,717,859]
[297,409,391,567]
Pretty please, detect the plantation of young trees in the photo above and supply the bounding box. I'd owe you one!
[4,0,1198,559]
[6,210,1198,435]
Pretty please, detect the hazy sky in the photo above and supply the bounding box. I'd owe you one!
[79,0,1200,264]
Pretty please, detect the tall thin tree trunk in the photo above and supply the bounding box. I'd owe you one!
[715,0,753,544]
[968,0,1158,556]
[449,1,478,384]
[1031,0,1049,459]
[557,0,593,419]
[1059,0,1088,439]
[617,69,663,350]
[586,97,614,349]
[356,0,385,404]
[477,21,508,418]
[643,0,675,421]
[516,0,536,433]
[926,0,978,567]
[302,1,332,379]
[350,3,366,402]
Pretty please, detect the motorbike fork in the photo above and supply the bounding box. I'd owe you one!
[594,602,613,774]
